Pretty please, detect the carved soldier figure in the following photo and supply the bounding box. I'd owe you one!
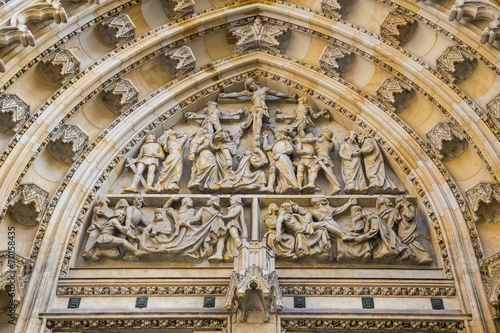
[314,129,341,195]
[124,133,165,193]
[289,98,328,137]
[82,195,114,260]
[339,131,367,193]
[155,129,188,192]
[296,133,321,191]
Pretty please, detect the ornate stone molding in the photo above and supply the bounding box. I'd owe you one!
[466,181,500,223]
[8,183,49,226]
[380,11,418,46]
[227,17,291,54]
[487,93,500,127]
[426,122,468,161]
[436,46,478,84]
[162,0,195,20]
[57,285,227,296]
[102,78,140,114]
[0,93,30,135]
[47,124,89,163]
[281,285,456,297]
[487,265,500,320]
[162,45,196,78]
[98,13,136,48]
[39,49,80,85]
[320,0,353,18]
[376,77,415,113]
[319,45,354,77]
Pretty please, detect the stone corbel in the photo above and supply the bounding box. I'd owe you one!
[436,46,478,84]
[426,121,468,161]
[380,11,418,46]
[320,0,353,18]
[98,13,136,48]
[47,124,89,163]
[101,78,139,114]
[162,0,195,20]
[376,77,415,113]
[40,49,80,85]
[319,45,355,77]
[0,93,30,135]
[466,181,500,223]
[162,45,196,78]
[8,183,49,226]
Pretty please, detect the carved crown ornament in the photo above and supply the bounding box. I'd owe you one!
[426,121,468,161]
[8,183,49,226]
[102,78,140,114]
[320,0,354,18]
[376,77,415,113]
[98,13,136,48]
[319,45,355,77]
[466,181,500,223]
[162,0,195,20]
[380,11,418,46]
[162,45,197,78]
[47,124,89,163]
[436,46,478,84]
[0,93,30,135]
[39,49,80,85]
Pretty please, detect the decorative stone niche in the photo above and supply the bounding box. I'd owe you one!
[376,77,415,113]
[40,49,80,85]
[426,122,468,161]
[321,0,353,18]
[380,11,418,46]
[162,45,196,78]
[466,181,500,223]
[8,183,49,226]
[101,78,139,114]
[319,45,355,77]
[0,93,30,135]
[47,124,89,163]
[436,46,478,84]
[162,0,195,20]
[98,13,136,48]
[487,93,500,127]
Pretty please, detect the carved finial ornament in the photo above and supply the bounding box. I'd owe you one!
[426,121,468,161]
[487,93,500,125]
[0,93,30,134]
[8,183,49,226]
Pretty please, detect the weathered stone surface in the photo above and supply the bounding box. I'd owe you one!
[102,78,139,114]
[487,93,500,126]
[381,11,418,46]
[8,183,49,226]
[162,45,196,78]
[0,94,30,135]
[47,124,88,163]
[436,46,478,84]
[376,77,415,113]
[319,45,354,77]
[39,49,80,85]
[321,0,353,18]
[426,121,467,161]
[98,13,136,48]
[0,251,28,318]
[466,181,500,223]
[162,0,195,20]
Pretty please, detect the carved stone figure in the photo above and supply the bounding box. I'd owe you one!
[380,12,418,46]
[321,0,353,18]
[162,0,195,20]
[185,101,244,134]
[486,93,500,127]
[426,121,468,161]
[102,78,139,115]
[47,124,89,163]
[211,130,238,189]
[155,129,188,193]
[40,49,80,85]
[310,196,358,240]
[163,196,198,237]
[0,93,30,135]
[263,203,296,259]
[188,129,220,191]
[82,195,114,260]
[376,77,415,113]
[466,181,500,223]
[295,133,321,192]
[319,45,355,76]
[140,208,176,247]
[8,183,49,226]
[339,131,367,193]
[436,46,478,84]
[124,195,149,235]
[124,133,165,193]
[98,13,136,48]
[162,45,196,78]
[276,98,328,137]
[263,130,300,193]
[230,148,268,192]
[314,130,341,195]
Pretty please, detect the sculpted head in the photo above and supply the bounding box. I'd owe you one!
[207,101,218,109]
[350,205,363,218]
[181,197,194,208]
[375,196,393,211]
[311,196,329,207]
[115,199,129,209]
[154,208,164,220]
[345,131,357,143]
[298,97,307,105]
[207,196,220,208]
[96,195,110,207]
[321,129,333,142]
[245,78,258,91]
[145,133,156,143]
[230,196,243,206]
[268,203,279,214]
[395,195,409,205]
[133,195,144,207]
[281,201,293,213]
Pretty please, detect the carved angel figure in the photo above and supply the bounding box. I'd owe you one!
[339,131,367,193]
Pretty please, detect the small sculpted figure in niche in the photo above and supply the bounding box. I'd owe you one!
[310,196,357,241]
[358,134,401,193]
[124,133,165,193]
[139,208,176,248]
[230,148,268,192]
[124,195,149,236]
[82,195,114,260]
[163,196,199,238]
[339,131,367,193]
[208,196,247,262]
[263,130,300,193]
[277,97,329,138]
[336,205,372,262]
[155,129,188,193]
[219,78,294,145]
[184,101,245,134]
[314,130,341,195]
[188,129,220,191]
[263,203,296,259]
[295,133,321,192]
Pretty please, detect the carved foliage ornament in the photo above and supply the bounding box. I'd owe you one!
[436,46,478,84]
[426,121,468,161]
[376,77,415,113]
[8,183,49,226]
[98,13,136,48]
[227,17,291,54]
[0,93,30,134]
[466,181,500,223]
[162,0,195,20]
[102,78,139,114]
[319,45,355,77]
[162,45,196,78]
[487,93,500,125]
[47,124,89,163]
[380,11,418,46]
[40,49,80,85]
[321,0,354,18]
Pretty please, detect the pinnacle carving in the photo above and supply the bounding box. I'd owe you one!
[98,13,136,48]
[319,45,355,77]
[227,17,291,54]
[0,94,30,135]
[162,0,195,20]
[466,181,500,223]
[102,78,139,114]
[436,46,477,84]
[488,265,500,319]
[8,183,49,226]
[162,45,196,78]
[40,49,80,85]
[321,0,353,18]
[381,11,418,46]
[376,77,415,113]
[426,121,468,161]
[47,124,89,163]
[0,251,28,316]
[486,93,500,126]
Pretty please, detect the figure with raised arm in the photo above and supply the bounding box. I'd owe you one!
[155,129,188,193]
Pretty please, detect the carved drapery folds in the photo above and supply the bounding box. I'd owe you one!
[225,240,283,323]
[487,93,500,127]
[102,78,139,114]
[376,77,415,113]
[162,45,196,78]
[227,17,291,54]
[40,49,80,85]
[8,183,49,226]
[466,181,500,223]
[320,0,353,18]
[380,12,418,46]
[98,14,136,48]
[162,0,195,20]
[0,94,30,134]
[436,46,478,84]
[319,45,355,77]
[47,124,89,163]
[426,122,468,161]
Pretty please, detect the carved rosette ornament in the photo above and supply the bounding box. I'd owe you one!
[487,93,500,126]
[8,183,49,226]
[162,0,195,20]
[319,45,355,77]
[436,46,478,84]
[380,12,418,46]
[426,122,468,161]
[376,77,415,113]
[102,78,139,114]
[98,13,136,48]
[227,17,291,54]
[466,181,500,223]
[47,124,89,163]
[0,93,30,134]
[162,45,196,78]
[321,0,353,18]
[40,49,80,85]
